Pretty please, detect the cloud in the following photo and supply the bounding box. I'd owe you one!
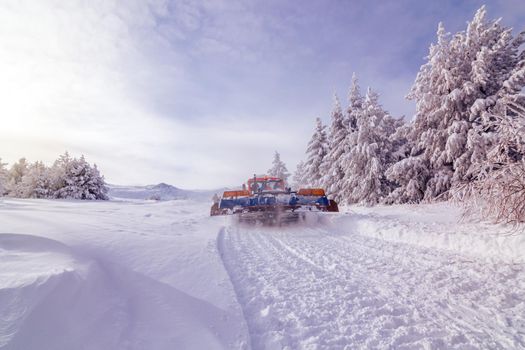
[0,0,304,188]
[0,0,176,180]
[0,0,523,188]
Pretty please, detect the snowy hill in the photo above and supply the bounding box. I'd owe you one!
[108,183,221,202]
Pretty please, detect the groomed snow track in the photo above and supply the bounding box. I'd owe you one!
[218,224,525,349]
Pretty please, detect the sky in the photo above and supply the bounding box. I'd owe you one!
[0,0,524,189]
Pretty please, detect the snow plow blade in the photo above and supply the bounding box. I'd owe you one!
[210,175,338,225]
[237,208,307,225]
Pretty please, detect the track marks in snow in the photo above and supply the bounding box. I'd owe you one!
[218,225,525,349]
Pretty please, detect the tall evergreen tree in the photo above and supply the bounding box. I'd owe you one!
[321,94,348,200]
[347,73,364,132]
[267,151,290,183]
[458,42,525,223]
[304,118,328,187]
[341,88,402,205]
[461,94,525,223]
[336,74,366,201]
[51,152,108,200]
[7,158,29,197]
[18,161,51,198]
[292,160,307,188]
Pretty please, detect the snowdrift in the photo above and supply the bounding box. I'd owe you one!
[0,233,244,350]
[333,203,525,263]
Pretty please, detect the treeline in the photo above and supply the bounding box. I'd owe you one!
[294,6,525,224]
[0,152,108,200]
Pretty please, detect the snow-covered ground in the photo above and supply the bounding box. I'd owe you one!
[0,199,248,350]
[1,198,524,349]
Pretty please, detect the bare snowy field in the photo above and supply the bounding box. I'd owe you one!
[1,198,525,349]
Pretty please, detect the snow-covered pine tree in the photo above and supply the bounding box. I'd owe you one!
[51,152,108,200]
[456,43,525,223]
[388,6,525,203]
[321,94,348,201]
[461,94,525,223]
[292,160,307,188]
[0,158,8,196]
[341,88,402,205]
[304,118,328,187]
[385,156,429,204]
[87,162,109,200]
[6,158,29,197]
[49,152,71,197]
[383,120,418,204]
[18,161,52,198]
[336,73,365,201]
[347,73,364,132]
[456,8,524,186]
[267,151,290,183]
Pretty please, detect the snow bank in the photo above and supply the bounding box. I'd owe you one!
[0,233,245,350]
[333,202,525,263]
[0,199,248,350]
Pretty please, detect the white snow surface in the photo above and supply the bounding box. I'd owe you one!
[1,199,524,349]
[0,199,248,350]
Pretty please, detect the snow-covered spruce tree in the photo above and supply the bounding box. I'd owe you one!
[51,152,108,200]
[347,73,364,133]
[0,158,8,196]
[341,88,403,205]
[383,123,414,204]
[336,73,365,201]
[88,163,109,200]
[267,151,290,183]
[462,96,525,224]
[457,51,525,223]
[389,6,525,203]
[321,94,348,201]
[49,152,71,196]
[385,155,429,204]
[19,161,52,198]
[304,118,328,187]
[6,158,29,197]
[292,160,307,188]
